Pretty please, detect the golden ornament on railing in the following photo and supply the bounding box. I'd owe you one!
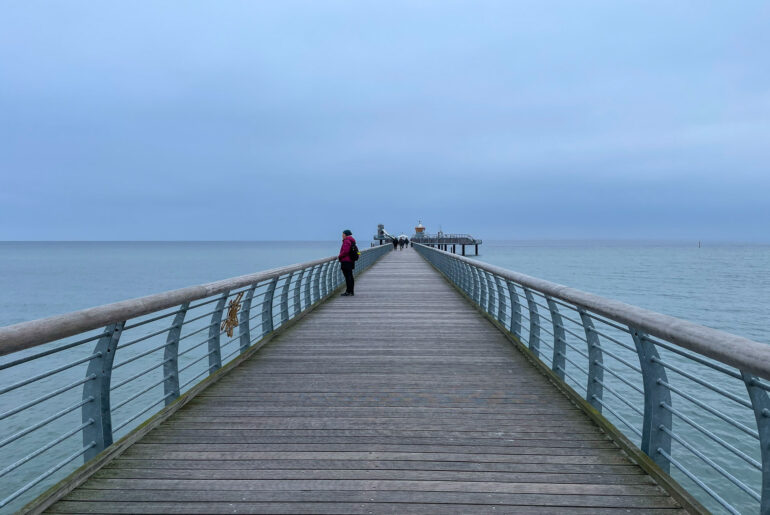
[220,291,245,337]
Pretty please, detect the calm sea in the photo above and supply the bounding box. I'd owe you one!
[0,241,767,513]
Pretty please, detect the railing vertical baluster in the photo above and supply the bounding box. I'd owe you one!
[495,275,507,324]
[82,321,124,461]
[631,327,672,472]
[579,308,603,412]
[293,270,304,317]
[239,284,257,354]
[280,272,293,326]
[507,281,522,339]
[742,372,770,513]
[164,303,188,404]
[207,292,228,374]
[262,278,278,336]
[523,287,540,358]
[547,297,567,380]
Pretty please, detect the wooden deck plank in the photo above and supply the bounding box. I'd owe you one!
[109,458,646,474]
[47,501,687,515]
[47,248,685,514]
[56,489,681,507]
[93,468,654,484]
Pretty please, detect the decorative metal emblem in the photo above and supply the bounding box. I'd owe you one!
[220,291,244,337]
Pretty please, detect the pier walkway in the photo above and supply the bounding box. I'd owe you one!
[46,249,686,514]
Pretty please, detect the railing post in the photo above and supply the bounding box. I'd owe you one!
[439,253,448,277]
[507,281,522,339]
[742,372,770,514]
[485,271,495,314]
[321,261,329,293]
[495,276,507,324]
[467,263,477,300]
[546,297,567,380]
[163,303,188,404]
[441,253,450,280]
[82,321,123,461]
[262,278,278,336]
[459,261,469,294]
[239,284,257,354]
[327,261,335,295]
[579,308,603,412]
[304,267,312,307]
[327,261,335,293]
[312,264,321,302]
[280,272,293,325]
[318,263,327,298]
[322,262,330,295]
[208,292,228,374]
[477,267,487,308]
[464,262,474,296]
[523,287,540,358]
[451,258,461,286]
[293,269,304,317]
[631,327,672,472]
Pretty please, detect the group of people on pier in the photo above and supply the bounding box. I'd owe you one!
[393,237,409,250]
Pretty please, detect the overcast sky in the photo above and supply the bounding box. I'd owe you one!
[1,1,768,241]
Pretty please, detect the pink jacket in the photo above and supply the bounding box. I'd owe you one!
[338,236,356,262]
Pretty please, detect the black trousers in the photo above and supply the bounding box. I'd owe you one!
[341,261,355,293]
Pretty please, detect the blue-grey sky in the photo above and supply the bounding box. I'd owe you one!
[1,1,768,241]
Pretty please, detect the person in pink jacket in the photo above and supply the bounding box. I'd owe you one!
[339,230,357,296]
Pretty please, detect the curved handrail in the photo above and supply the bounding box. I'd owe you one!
[415,244,770,380]
[0,246,382,358]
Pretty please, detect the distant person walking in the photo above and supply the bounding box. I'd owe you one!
[392,238,398,250]
[339,230,357,296]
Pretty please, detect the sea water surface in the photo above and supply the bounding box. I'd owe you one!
[0,241,767,513]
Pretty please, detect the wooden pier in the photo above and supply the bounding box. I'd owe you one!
[46,249,687,514]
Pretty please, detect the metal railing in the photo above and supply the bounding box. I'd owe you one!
[0,245,390,513]
[415,243,770,515]
[413,233,482,244]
